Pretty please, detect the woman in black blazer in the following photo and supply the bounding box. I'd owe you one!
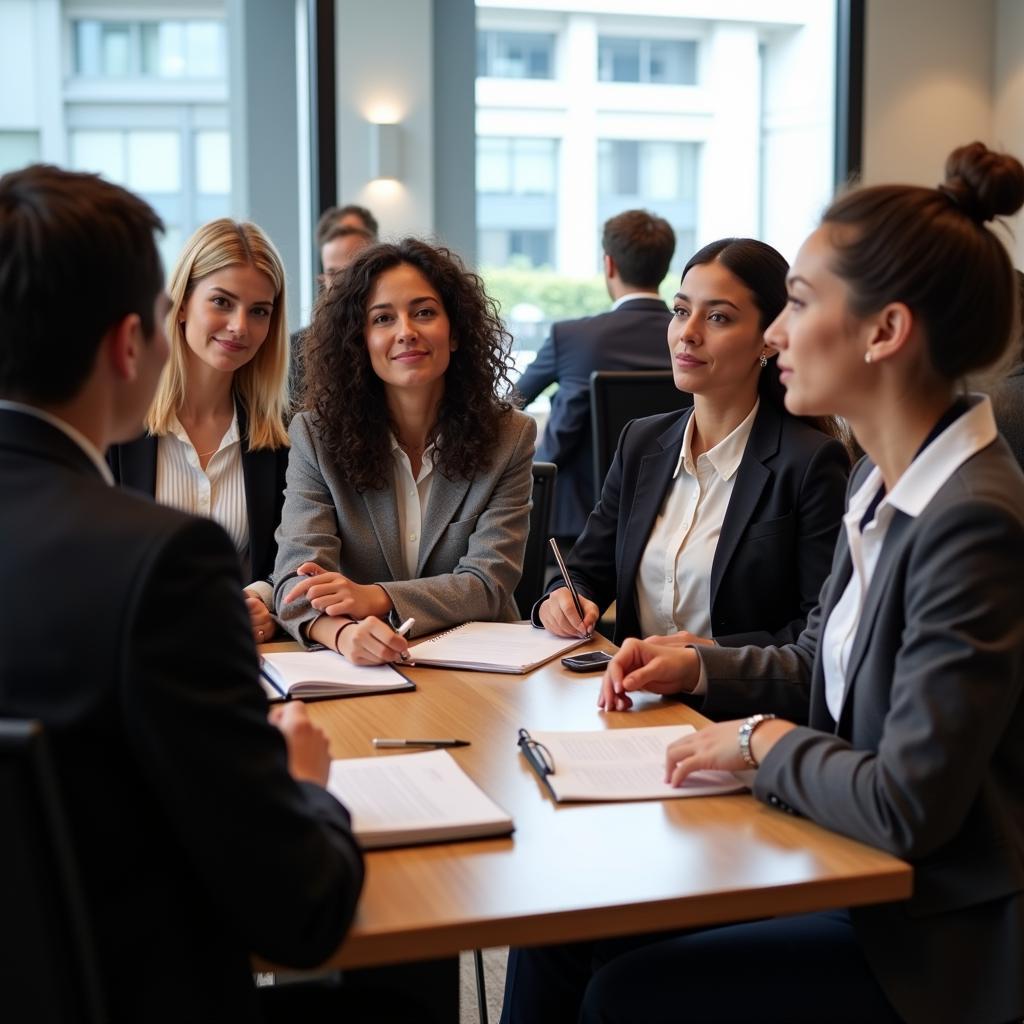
[108,219,291,643]
[536,238,849,647]
[504,144,1024,1024]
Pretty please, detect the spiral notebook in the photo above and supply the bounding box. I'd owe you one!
[408,621,588,674]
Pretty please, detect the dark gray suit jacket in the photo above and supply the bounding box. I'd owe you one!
[515,297,673,539]
[0,408,362,1022]
[274,408,536,639]
[698,438,1024,1024]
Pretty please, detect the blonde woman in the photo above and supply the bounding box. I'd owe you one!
[109,219,291,642]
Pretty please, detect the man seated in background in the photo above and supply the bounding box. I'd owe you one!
[0,164,364,1022]
[291,203,378,398]
[514,209,676,549]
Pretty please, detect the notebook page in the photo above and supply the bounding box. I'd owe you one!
[327,749,511,838]
[529,725,746,801]
[261,650,405,690]
[413,621,581,668]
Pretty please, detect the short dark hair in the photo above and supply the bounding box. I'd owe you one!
[601,209,676,289]
[320,223,373,248]
[315,203,379,247]
[0,164,164,404]
[823,141,1024,380]
[303,238,514,491]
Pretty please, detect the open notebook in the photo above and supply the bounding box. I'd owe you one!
[327,749,514,848]
[259,650,414,702]
[519,725,747,802]
[409,621,588,674]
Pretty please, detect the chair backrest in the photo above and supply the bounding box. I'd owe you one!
[0,719,106,1023]
[515,461,557,617]
[590,370,691,495]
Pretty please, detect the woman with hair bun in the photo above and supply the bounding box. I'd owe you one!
[273,238,535,665]
[503,143,1024,1024]
[109,218,291,644]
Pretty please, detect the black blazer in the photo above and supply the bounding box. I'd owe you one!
[0,408,362,1022]
[699,434,1024,1024]
[515,297,673,539]
[107,401,289,584]
[536,401,849,646]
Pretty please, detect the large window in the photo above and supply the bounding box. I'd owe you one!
[477,30,555,79]
[598,37,698,85]
[477,137,558,269]
[73,19,226,79]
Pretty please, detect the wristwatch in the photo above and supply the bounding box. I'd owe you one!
[737,713,777,769]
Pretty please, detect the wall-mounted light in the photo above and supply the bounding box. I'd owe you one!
[368,121,401,182]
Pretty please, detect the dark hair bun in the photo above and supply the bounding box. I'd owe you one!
[941,142,1024,223]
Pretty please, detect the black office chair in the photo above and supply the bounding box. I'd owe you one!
[514,461,557,618]
[590,370,691,495]
[0,719,106,1023]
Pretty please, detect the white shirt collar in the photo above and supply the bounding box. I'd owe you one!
[846,393,997,523]
[0,399,114,484]
[610,291,663,311]
[673,399,759,481]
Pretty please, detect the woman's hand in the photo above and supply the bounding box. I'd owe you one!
[598,638,702,711]
[538,588,600,638]
[269,701,331,785]
[244,591,275,644]
[335,616,410,666]
[283,561,393,619]
[644,630,716,648]
[663,717,795,786]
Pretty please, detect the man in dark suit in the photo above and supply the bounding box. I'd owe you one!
[514,209,677,545]
[0,165,363,1022]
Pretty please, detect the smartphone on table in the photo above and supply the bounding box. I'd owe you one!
[561,650,613,672]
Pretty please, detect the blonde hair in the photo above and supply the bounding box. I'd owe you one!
[146,218,290,449]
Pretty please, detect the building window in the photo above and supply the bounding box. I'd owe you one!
[597,140,699,272]
[597,37,697,85]
[477,136,558,269]
[0,131,40,176]
[73,19,227,79]
[477,30,555,80]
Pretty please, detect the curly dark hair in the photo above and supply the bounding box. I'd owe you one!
[301,238,516,491]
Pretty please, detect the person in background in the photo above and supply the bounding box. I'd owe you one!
[290,203,379,397]
[514,209,678,548]
[108,218,291,644]
[274,238,536,665]
[506,141,1024,1024]
[535,238,849,649]
[0,163,363,1022]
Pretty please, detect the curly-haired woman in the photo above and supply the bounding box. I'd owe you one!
[273,238,536,665]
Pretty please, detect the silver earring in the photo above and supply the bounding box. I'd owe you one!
[864,351,872,364]
[759,354,768,369]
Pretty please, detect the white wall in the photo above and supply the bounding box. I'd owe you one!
[862,0,1024,268]
[335,0,434,240]
[994,0,1024,266]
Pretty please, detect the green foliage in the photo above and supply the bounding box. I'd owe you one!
[480,264,609,323]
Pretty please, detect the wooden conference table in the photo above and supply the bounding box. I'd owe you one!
[261,634,912,972]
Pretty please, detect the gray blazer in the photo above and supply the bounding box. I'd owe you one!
[273,408,536,640]
[697,438,1024,1024]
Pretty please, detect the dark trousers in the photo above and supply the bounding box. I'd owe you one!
[501,911,905,1024]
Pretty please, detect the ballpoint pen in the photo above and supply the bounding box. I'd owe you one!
[396,617,415,662]
[372,738,471,748]
[548,537,589,634]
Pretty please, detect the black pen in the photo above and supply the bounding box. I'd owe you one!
[372,738,471,749]
[548,537,588,631]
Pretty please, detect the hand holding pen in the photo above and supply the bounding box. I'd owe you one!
[333,615,415,667]
[540,539,599,639]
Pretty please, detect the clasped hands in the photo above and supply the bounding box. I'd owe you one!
[284,561,408,666]
[595,636,793,786]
